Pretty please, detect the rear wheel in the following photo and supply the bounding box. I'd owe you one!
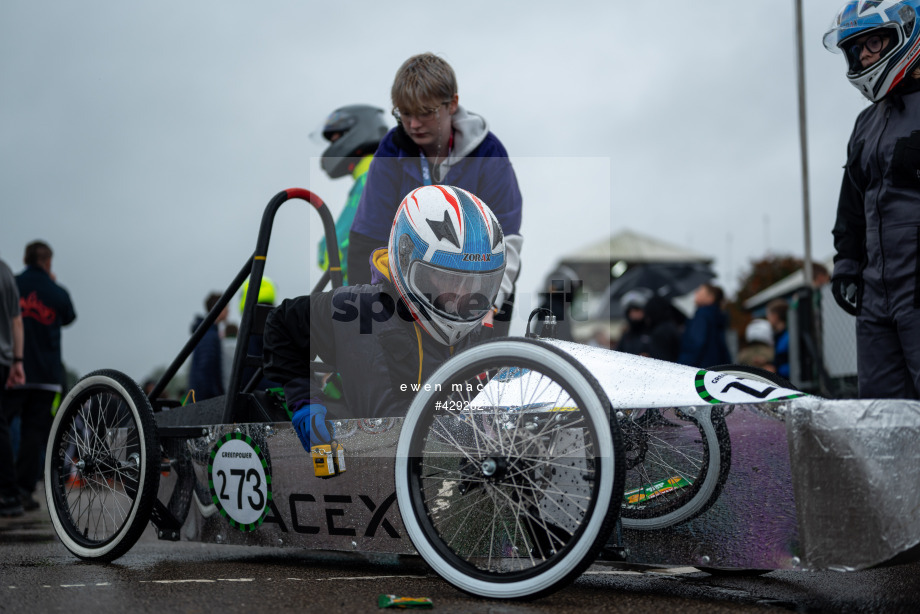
[619,406,730,530]
[396,338,625,600]
[44,370,160,561]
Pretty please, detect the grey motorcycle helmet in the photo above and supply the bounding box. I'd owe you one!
[320,105,388,179]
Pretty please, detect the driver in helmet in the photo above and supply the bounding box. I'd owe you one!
[263,184,506,451]
[316,105,389,285]
[824,0,920,398]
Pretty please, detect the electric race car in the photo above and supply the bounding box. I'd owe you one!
[43,189,920,600]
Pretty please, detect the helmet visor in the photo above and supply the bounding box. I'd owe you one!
[826,25,901,75]
[409,261,504,322]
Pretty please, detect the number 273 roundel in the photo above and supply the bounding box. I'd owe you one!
[208,433,272,532]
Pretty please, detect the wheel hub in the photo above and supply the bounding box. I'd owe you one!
[480,457,509,480]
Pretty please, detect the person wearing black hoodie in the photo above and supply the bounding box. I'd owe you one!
[5,241,75,511]
[616,289,652,356]
[645,295,684,363]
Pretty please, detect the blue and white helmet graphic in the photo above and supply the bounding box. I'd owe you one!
[823,0,920,101]
[388,185,506,346]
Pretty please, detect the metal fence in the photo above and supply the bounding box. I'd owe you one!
[788,285,858,398]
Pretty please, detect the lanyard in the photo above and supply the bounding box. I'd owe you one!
[419,150,433,186]
[418,134,453,186]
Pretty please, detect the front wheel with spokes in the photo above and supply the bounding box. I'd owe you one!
[44,369,160,562]
[396,338,625,600]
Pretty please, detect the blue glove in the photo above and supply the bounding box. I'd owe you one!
[291,403,332,451]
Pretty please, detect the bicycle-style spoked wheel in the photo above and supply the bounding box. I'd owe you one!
[45,369,160,561]
[619,405,730,530]
[396,338,624,600]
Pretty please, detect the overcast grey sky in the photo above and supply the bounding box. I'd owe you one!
[1,0,869,383]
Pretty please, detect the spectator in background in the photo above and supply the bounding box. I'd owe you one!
[221,322,239,393]
[678,283,732,368]
[237,277,278,392]
[316,105,389,285]
[0,255,26,517]
[616,288,653,356]
[737,318,776,372]
[812,262,831,288]
[188,292,226,401]
[535,266,580,341]
[766,299,790,379]
[347,52,523,336]
[645,295,683,363]
[5,241,76,512]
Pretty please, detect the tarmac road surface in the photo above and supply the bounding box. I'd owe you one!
[3,496,920,613]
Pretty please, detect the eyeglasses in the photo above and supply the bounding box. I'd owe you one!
[847,34,887,57]
[392,101,450,124]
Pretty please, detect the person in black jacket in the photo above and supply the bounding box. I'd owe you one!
[616,289,653,357]
[4,241,75,511]
[823,1,920,398]
[264,185,506,452]
[645,295,684,363]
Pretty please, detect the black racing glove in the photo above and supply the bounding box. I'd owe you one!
[832,275,862,316]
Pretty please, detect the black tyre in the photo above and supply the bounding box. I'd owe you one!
[44,370,160,561]
[619,405,731,530]
[396,338,625,600]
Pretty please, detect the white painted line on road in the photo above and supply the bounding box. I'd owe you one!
[217,578,254,582]
[141,579,216,584]
[284,575,429,582]
[319,575,428,582]
[95,583,110,586]
[60,584,85,587]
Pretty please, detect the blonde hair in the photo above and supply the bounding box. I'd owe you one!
[391,53,457,115]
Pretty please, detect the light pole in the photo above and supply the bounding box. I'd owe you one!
[794,0,827,394]
[795,0,814,287]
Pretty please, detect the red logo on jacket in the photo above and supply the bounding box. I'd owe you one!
[20,291,56,325]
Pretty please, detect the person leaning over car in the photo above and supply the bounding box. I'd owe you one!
[346,52,522,337]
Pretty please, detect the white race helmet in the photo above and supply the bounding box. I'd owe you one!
[388,185,506,346]
[823,0,920,101]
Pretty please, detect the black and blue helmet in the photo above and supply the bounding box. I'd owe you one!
[823,0,920,101]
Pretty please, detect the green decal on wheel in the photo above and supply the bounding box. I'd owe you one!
[624,476,692,505]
